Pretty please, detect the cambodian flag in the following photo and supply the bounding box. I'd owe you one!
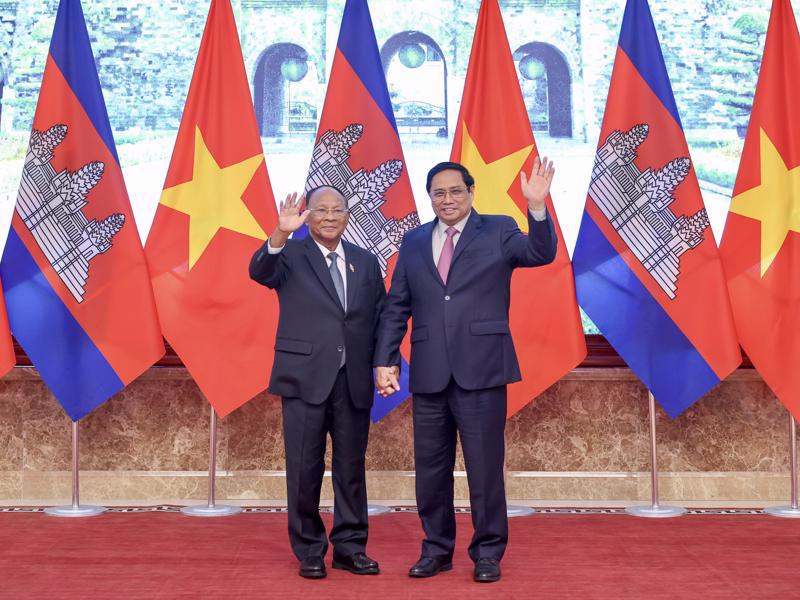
[571,0,740,417]
[0,0,164,421]
[301,0,419,422]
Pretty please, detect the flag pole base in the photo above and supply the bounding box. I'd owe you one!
[507,504,536,517]
[764,505,800,518]
[180,504,242,517]
[44,504,106,517]
[624,504,686,518]
[367,504,392,516]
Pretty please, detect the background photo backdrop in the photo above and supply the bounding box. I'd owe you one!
[0,0,780,316]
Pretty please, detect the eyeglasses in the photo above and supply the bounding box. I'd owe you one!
[309,208,349,219]
[430,187,469,202]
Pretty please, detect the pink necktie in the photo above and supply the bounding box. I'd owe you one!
[437,226,458,284]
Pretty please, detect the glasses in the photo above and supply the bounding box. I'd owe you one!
[309,208,348,219]
[431,187,469,202]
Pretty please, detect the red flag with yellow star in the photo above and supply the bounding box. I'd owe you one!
[144,0,278,416]
[720,0,800,420]
[451,0,586,417]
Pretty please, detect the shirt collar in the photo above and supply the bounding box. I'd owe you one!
[312,237,344,260]
[436,212,471,236]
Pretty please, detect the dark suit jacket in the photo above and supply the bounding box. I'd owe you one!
[374,209,557,393]
[250,235,386,409]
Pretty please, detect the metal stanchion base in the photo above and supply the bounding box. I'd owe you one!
[625,504,687,518]
[180,504,242,517]
[44,505,106,517]
[507,504,536,517]
[367,504,392,516]
[764,505,800,518]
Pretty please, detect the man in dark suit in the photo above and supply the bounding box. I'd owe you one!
[250,186,385,579]
[374,159,557,583]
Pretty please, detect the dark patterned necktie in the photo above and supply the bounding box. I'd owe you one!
[328,252,346,366]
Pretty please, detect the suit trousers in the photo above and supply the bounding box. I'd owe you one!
[412,379,508,562]
[282,367,371,560]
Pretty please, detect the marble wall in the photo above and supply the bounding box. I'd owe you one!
[0,367,793,505]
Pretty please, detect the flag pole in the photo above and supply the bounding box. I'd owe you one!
[181,405,241,517]
[625,392,686,518]
[44,420,106,517]
[765,412,800,518]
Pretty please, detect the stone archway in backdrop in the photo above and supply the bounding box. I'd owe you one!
[254,42,316,137]
[513,42,572,138]
[380,31,448,137]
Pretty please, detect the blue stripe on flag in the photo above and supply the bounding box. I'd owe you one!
[371,356,410,422]
[336,0,399,133]
[0,228,124,421]
[48,0,119,162]
[617,0,682,128]
[572,213,719,417]
[292,224,309,240]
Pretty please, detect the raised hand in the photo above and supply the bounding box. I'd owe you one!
[278,192,310,233]
[520,156,555,212]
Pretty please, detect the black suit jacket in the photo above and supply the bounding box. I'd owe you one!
[250,235,386,409]
[374,209,557,393]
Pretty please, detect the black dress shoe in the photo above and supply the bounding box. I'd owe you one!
[299,556,326,579]
[332,552,380,575]
[474,557,501,583]
[408,556,453,578]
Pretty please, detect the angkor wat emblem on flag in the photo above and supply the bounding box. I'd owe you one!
[589,124,709,300]
[16,124,126,303]
[306,124,420,277]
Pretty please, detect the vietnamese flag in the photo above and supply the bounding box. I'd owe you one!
[144,0,278,416]
[450,0,586,417]
[720,0,800,421]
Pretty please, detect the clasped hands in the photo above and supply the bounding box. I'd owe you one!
[375,366,400,397]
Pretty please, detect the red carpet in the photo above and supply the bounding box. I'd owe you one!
[1,510,798,599]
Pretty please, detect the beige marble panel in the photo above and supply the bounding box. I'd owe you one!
[365,400,415,470]
[222,394,420,472]
[21,471,210,502]
[0,472,22,500]
[655,380,790,472]
[217,472,289,500]
[6,470,795,503]
[1,365,797,505]
[506,378,649,471]
[22,382,72,471]
[21,374,214,472]
[221,392,285,470]
[79,375,213,471]
[364,471,417,501]
[223,392,418,471]
[506,473,640,501]
[0,381,24,471]
[645,472,791,502]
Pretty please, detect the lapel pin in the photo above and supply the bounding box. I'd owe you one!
[349,263,355,273]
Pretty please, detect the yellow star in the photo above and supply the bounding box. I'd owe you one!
[160,126,267,269]
[729,128,800,277]
[459,122,533,230]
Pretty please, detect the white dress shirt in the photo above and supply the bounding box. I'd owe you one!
[432,207,547,263]
[266,237,347,306]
